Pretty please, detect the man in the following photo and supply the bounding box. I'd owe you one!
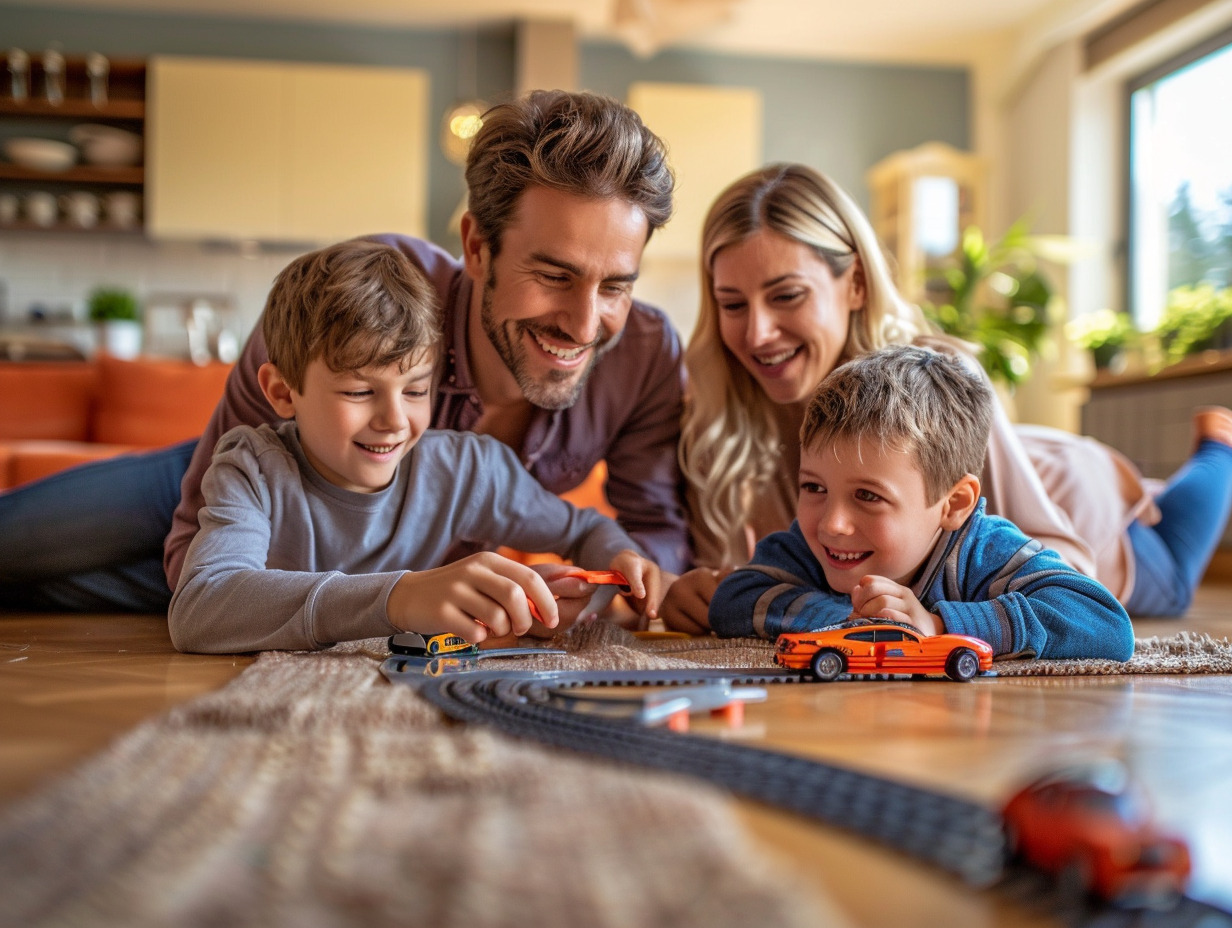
[0,90,690,612]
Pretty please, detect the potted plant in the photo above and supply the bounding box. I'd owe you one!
[922,220,1058,389]
[88,286,142,359]
[1154,283,1232,365]
[1065,309,1138,371]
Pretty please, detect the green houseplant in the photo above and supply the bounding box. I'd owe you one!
[1154,283,1232,365]
[87,287,142,359]
[922,221,1057,389]
[1065,309,1138,370]
[87,287,140,323]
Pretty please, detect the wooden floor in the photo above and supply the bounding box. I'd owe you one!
[3,589,1232,927]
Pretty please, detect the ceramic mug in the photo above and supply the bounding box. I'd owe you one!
[60,191,100,228]
[104,191,140,229]
[24,191,57,227]
[0,192,18,224]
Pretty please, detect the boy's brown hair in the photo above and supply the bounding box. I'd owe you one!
[262,240,441,392]
[464,89,674,258]
[800,345,993,504]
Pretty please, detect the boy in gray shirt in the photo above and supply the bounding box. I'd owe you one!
[169,240,661,653]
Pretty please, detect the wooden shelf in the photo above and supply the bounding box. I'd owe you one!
[1088,348,1232,390]
[0,164,142,185]
[0,219,143,235]
[0,98,144,120]
[1,54,146,232]
[0,54,145,118]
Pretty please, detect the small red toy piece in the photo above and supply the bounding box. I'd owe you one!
[774,619,993,682]
[1002,762,1191,907]
[527,569,632,621]
[639,681,766,732]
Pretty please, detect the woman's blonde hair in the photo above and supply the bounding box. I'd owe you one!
[680,163,929,566]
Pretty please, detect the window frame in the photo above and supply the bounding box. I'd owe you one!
[1124,24,1232,325]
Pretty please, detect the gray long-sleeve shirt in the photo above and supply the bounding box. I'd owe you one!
[165,234,690,590]
[168,422,639,653]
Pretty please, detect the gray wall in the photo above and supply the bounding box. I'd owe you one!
[1,4,968,245]
[581,43,969,212]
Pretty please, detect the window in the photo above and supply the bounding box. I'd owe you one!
[1127,29,1232,328]
[873,630,909,642]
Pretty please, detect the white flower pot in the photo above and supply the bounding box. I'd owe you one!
[98,319,142,359]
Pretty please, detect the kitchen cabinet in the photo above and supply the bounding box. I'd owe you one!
[145,56,428,243]
[0,53,146,233]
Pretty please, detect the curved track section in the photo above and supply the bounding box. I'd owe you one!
[384,660,1232,927]
[404,665,1006,888]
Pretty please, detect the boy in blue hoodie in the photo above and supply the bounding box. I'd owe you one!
[709,345,1133,660]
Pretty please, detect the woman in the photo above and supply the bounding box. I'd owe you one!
[662,163,1232,633]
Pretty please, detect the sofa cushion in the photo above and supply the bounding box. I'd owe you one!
[93,356,232,446]
[0,361,97,442]
[0,439,144,490]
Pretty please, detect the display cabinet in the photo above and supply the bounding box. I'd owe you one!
[0,52,145,233]
[865,142,984,304]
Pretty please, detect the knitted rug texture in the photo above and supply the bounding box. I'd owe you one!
[595,627,1232,676]
[0,622,841,928]
[1,623,1228,928]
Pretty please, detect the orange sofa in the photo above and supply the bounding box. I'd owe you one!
[0,355,233,491]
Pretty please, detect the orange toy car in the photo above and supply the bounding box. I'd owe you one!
[1002,763,1191,907]
[774,619,993,682]
[527,569,632,621]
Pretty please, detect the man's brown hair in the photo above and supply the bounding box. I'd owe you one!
[464,89,674,256]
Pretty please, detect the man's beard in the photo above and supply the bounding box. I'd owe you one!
[479,269,621,410]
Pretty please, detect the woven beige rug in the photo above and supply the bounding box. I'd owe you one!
[2,623,1228,928]
[581,626,1232,677]
[0,622,842,928]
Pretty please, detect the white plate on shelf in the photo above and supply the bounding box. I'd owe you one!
[4,137,77,172]
[70,124,142,168]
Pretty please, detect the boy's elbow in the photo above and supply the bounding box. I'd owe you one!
[708,599,757,638]
[167,605,209,654]
[1110,620,1136,662]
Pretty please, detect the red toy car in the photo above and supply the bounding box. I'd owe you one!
[1002,763,1191,907]
[774,619,993,681]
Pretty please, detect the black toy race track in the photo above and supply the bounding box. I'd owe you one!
[381,657,1232,928]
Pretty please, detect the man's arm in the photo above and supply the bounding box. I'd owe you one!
[600,305,691,574]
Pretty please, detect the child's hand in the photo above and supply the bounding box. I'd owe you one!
[849,574,945,637]
[386,552,557,642]
[524,563,613,636]
[609,550,664,630]
[659,567,731,635]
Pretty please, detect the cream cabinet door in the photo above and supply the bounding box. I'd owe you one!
[146,56,427,242]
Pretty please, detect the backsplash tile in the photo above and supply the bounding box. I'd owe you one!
[0,232,300,345]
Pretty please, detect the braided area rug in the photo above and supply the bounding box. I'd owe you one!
[0,622,842,928]
[2,623,1228,928]
[577,626,1232,676]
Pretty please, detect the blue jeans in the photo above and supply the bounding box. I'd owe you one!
[1126,439,1232,617]
[0,440,198,612]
